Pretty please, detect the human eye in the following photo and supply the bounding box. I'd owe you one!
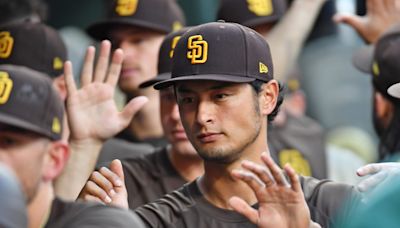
[214,93,229,101]
[178,96,194,104]
[0,136,17,148]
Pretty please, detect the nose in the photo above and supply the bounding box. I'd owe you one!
[196,100,214,126]
[171,103,181,122]
[119,41,138,60]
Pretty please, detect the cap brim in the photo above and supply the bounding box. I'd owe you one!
[153,74,256,90]
[87,19,169,40]
[388,83,400,99]
[139,72,171,88]
[0,113,54,140]
[352,45,374,73]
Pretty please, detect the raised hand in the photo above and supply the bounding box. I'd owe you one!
[229,152,310,228]
[357,162,400,193]
[334,0,400,44]
[79,159,129,209]
[64,40,148,143]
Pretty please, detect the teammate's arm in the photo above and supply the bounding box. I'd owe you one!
[264,0,326,82]
[54,41,148,200]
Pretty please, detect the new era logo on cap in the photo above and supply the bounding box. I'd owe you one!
[115,0,138,16]
[0,71,13,104]
[248,0,274,16]
[0,31,14,58]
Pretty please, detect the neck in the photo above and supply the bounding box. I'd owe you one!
[126,88,163,140]
[198,124,269,209]
[27,182,54,228]
[168,146,204,182]
[199,151,268,209]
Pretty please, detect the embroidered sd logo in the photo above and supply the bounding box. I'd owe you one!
[0,31,14,59]
[187,35,208,64]
[52,117,61,134]
[115,0,138,16]
[279,149,311,176]
[247,0,274,16]
[0,71,13,105]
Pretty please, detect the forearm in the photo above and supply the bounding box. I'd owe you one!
[54,139,103,200]
[265,0,326,82]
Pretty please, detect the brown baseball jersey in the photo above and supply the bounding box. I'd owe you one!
[135,176,359,228]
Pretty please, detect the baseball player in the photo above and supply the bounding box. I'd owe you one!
[86,0,185,147]
[0,64,144,228]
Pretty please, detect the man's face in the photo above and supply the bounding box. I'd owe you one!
[160,87,197,157]
[110,27,165,94]
[175,81,263,164]
[0,124,49,203]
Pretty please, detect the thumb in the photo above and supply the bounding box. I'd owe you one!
[109,159,125,191]
[119,96,148,126]
[333,13,365,32]
[229,196,259,224]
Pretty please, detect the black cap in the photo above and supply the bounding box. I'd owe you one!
[87,0,185,41]
[0,65,64,140]
[0,22,66,78]
[217,0,287,28]
[353,23,400,100]
[139,27,191,88]
[154,21,274,90]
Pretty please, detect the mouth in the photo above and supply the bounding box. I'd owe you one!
[171,129,188,140]
[197,132,222,143]
[120,68,139,79]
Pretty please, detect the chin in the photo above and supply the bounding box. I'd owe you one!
[196,147,241,164]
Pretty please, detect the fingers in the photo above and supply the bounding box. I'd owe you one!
[231,169,266,191]
[229,196,259,224]
[94,40,111,83]
[99,166,123,188]
[90,171,116,197]
[284,164,301,192]
[119,96,149,126]
[106,49,124,87]
[81,46,95,87]
[64,61,77,96]
[82,180,112,204]
[261,153,290,187]
[356,163,383,176]
[357,171,388,192]
[109,159,125,194]
[240,160,274,187]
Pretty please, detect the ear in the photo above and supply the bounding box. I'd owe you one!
[259,80,279,116]
[42,141,70,182]
[374,92,394,121]
[52,75,67,101]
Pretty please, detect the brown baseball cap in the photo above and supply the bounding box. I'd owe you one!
[217,0,287,28]
[139,27,191,88]
[87,0,186,41]
[0,22,67,78]
[154,21,274,90]
[353,23,400,100]
[0,64,64,140]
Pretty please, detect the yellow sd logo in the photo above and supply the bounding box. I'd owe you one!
[169,36,181,58]
[187,35,208,64]
[0,31,14,58]
[0,71,13,105]
[279,149,311,176]
[372,61,380,77]
[247,0,274,16]
[115,0,138,16]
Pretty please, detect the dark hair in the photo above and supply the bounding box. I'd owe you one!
[378,102,400,160]
[249,79,284,122]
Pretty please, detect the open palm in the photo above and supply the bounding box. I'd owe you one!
[64,41,148,143]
